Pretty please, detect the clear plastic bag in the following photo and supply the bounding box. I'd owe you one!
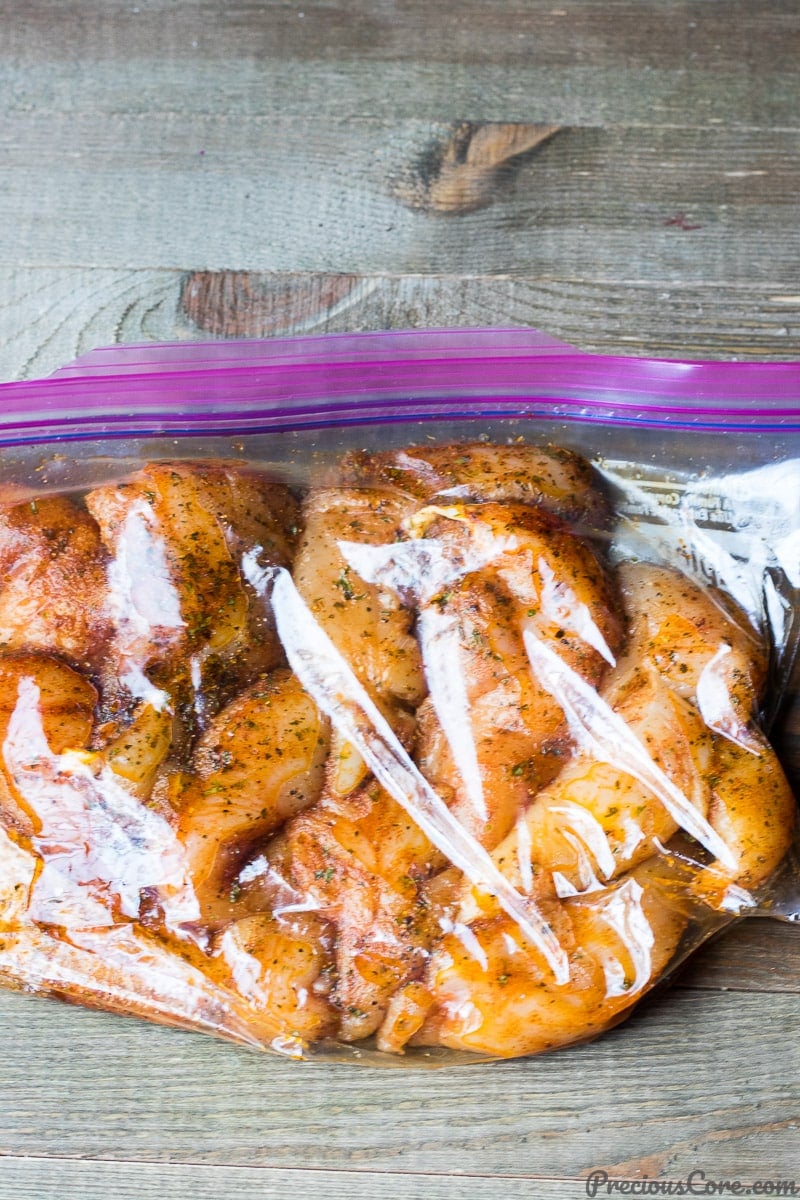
[0,328,797,1064]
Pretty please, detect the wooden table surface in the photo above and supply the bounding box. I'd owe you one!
[1,3,799,1198]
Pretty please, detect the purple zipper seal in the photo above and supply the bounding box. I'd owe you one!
[0,328,798,444]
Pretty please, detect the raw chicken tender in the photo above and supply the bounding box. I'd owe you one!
[86,461,299,732]
[0,496,111,670]
[412,501,624,847]
[341,441,612,529]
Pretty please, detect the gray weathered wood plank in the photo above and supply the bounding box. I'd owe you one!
[7,0,799,73]
[677,920,800,995]
[0,268,182,381]
[0,1158,582,1200]
[3,0,798,128]
[2,121,799,278]
[3,267,800,384]
[1,986,798,1177]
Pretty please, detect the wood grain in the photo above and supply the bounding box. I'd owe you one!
[6,0,799,71]
[180,270,365,338]
[3,1,799,128]
[3,267,800,382]
[0,1160,587,1200]
[3,119,799,279]
[0,985,798,1177]
[678,920,800,994]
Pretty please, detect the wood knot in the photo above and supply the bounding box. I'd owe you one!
[394,121,561,216]
[180,272,364,337]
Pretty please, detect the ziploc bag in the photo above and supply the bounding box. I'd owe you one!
[0,328,797,1064]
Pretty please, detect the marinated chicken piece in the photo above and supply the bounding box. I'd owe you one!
[616,562,794,894]
[269,780,445,1041]
[293,487,426,795]
[86,461,299,729]
[408,858,687,1058]
[0,653,97,838]
[389,789,696,1056]
[412,502,623,847]
[0,495,111,670]
[701,732,796,893]
[213,910,339,1045]
[341,441,612,530]
[172,668,329,929]
[484,665,713,900]
[97,701,173,802]
[616,561,766,724]
[293,488,424,710]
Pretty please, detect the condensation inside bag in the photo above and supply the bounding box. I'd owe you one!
[0,433,797,1065]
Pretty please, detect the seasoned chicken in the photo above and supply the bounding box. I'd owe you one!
[0,653,97,837]
[617,562,795,893]
[262,779,444,1041]
[407,858,687,1058]
[0,447,794,1065]
[340,441,612,530]
[292,486,425,797]
[213,909,338,1045]
[411,501,624,847]
[484,665,714,900]
[86,461,299,731]
[171,668,330,930]
[292,487,425,713]
[390,562,795,1057]
[0,496,111,670]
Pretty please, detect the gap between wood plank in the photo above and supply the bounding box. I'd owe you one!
[0,1151,590,1180]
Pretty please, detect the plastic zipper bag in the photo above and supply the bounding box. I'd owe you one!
[0,328,797,1064]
